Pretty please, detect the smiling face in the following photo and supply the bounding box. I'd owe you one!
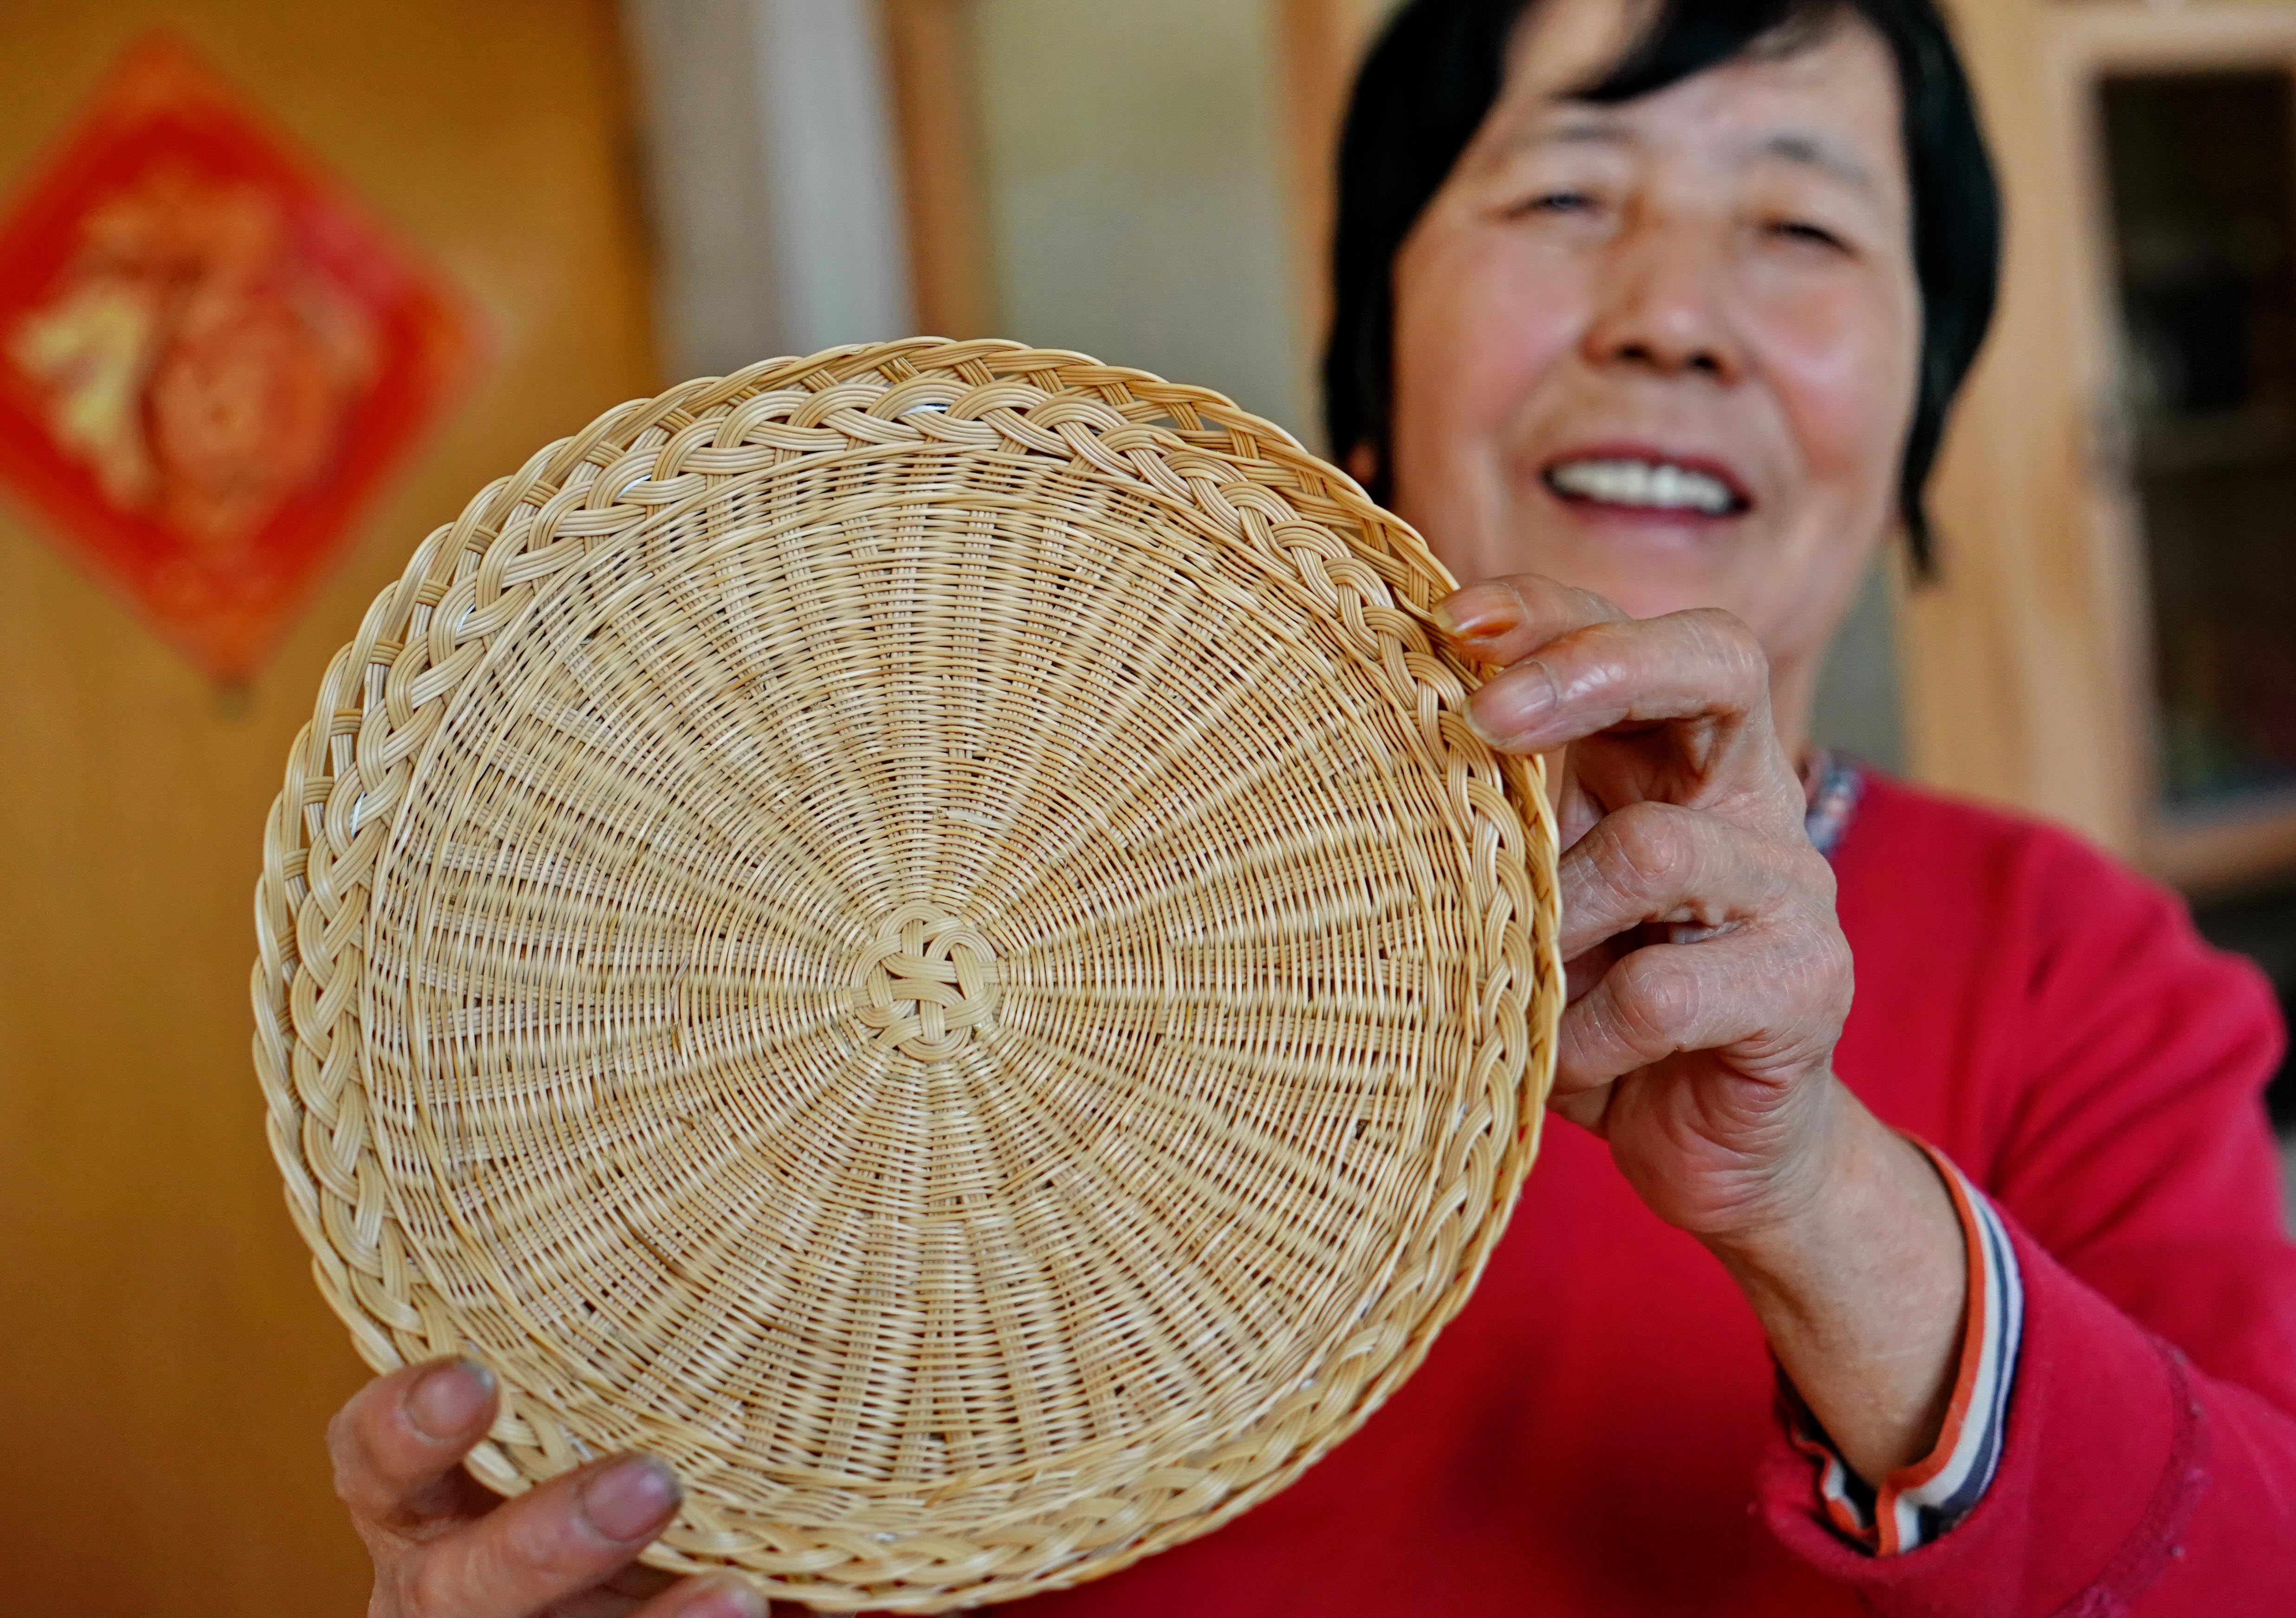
[1382,0,1922,747]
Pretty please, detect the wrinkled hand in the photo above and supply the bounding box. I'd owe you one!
[1439,574,1855,1245]
[329,1358,768,1618]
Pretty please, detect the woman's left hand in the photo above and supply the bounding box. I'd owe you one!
[1439,572,1966,1481]
[1443,572,1852,1236]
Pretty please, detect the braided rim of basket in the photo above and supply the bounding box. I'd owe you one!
[251,338,1563,1611]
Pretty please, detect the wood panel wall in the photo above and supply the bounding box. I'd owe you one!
[0,4,660,1612]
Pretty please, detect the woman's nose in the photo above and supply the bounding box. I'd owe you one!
[1579,219,1745,384]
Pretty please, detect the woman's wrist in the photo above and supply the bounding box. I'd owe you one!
[1702,1082,1969,1482]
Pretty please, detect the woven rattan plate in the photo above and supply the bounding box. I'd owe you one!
[253,339,1561,1611]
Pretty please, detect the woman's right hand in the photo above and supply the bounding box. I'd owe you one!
[328,1357,768,1618]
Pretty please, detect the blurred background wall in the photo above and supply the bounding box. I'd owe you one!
[0,1,2289,1612]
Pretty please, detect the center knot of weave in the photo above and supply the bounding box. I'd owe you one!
[850,905,1000,1062]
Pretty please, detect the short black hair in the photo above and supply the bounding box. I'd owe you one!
[1323,0,2001,575]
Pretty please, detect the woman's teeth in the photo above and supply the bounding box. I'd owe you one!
[1545,458,1740,515]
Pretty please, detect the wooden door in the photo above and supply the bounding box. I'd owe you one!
[0,3,658,1611]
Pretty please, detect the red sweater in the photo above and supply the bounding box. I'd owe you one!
[1004,775,2296,1615]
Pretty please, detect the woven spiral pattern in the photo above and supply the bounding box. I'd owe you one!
[252,339,1561,1610]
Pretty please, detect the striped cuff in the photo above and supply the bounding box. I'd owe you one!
[1782,1141,2025,1556]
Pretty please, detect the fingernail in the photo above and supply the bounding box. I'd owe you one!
[1434,584,1518,642]
[685,1576,768,1618]
[581,1455,681,1542]
[1468,664,1556,746]
[406,1359,495,1442]
[1433,583,1524,642]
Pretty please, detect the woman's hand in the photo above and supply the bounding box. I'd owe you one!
[328,1358,767,1618]
[1442,573,1851,1234]
[1439,574,1968,1481]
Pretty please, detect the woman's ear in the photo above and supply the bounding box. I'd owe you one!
[1345,443,1378,488]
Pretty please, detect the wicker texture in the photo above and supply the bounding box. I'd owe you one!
[252,339,1561,1611]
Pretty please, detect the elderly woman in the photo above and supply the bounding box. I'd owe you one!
[323,0,2296,1612]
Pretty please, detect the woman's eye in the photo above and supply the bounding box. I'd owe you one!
[1769,219,1848,252]
[1514,190,1597,217]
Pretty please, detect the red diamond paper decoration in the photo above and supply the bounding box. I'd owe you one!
[0,33,479,680]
